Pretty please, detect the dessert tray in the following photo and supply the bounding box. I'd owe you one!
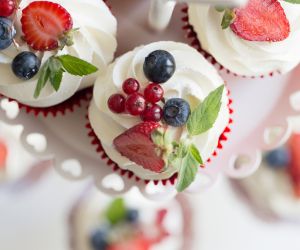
[0,0,300,200]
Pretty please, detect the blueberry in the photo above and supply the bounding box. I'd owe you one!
[163,98,190,127]
[0,17,16,50]
[143,50,176,83]
[12,52,41,80]
[265,147,291,169]
[126,209,139,223]
[90,228,108,250]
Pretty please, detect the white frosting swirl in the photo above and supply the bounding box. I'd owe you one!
[188,2,300,76]
[0,0,117,107]
[89,41,230,180]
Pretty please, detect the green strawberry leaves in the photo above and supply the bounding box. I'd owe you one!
[215,7,236,29]
[34,55,98,98]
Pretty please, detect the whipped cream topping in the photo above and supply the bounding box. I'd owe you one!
[188,2,300,76]
[0,0,117,107]
[89,41,230,180]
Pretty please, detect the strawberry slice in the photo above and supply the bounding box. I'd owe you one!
[108,237,151,250]
[288,133,300,197]
[21,1,73,51]
[0,141,7,169]
[113,122,165,173]
[230,0,290,42]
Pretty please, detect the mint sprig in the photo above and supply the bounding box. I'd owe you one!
[105,198,126,225]
[284,0,300,3]
[34,55,98,98]
[173,85,224,192]
[187,85,224,136]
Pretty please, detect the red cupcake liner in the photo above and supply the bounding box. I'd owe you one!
[85,89,233,186]
[0,87,93,117]
[181,6,279,79]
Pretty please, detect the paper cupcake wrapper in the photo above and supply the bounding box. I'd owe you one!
[0,87,92,117]
[86,89,233,186]
[181,6,279,78]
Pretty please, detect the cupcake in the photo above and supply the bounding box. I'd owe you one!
[234,133,300,220]
[69,188,193,250]
[88,41,232,192]
[0,0,117,115]
[185,0,300,77]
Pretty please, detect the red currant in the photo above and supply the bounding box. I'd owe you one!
[141,103,163,122]
[0,0,16,17]
[108,94,125,113]
[144,83,164,103]
[125,93,146,116]
[122,78,140,95]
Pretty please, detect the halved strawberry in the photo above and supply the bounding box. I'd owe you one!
[21,1,73,51]
[288,133,300,197]
[113,122,165,173]
[230,0,290,42]
[108,237,151,250]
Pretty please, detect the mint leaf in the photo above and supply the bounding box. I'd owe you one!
[105,198,126,225]
[284,0,300,3]
[57,55,98,76]
[49,69,63,91]
[189,144,203,165]
[187,85,224,136]
[176,147,199,192]
[221,9,235,29]
[215,6,225,12]
[34,60,50,99]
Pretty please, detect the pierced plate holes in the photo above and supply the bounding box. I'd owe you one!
[0,99,19,119]
[61,159,82,177]
[264,126,285,148]
[26,133,47,153]
[102,173,125,192]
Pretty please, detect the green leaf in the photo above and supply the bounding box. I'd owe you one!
[105,198,126,225]
[49,69,63,91]
[34,60,51,99]
[151,129,164,147]
[215,6,225,12]
[57,55,98,76]
[284,0,300,3]
[176,149,199,192]
[187,85,224,136]
[189,144,203,165]
[221,9,235,29]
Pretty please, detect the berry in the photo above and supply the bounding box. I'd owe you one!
[0,0,16,17]
[21,1,73,51]
[113,122,165,173]
[126,209,139,223]
[143,50,176,83]
[144,83,164,103]
[141,104,163,122]
[122,78,140,95]
[108,94,125,114]
[163,98,190,127]
[108,237,150,250]
[0,17,15,50]
[0,141,7,168]
[230,0,290,42]
[90,228,108,250]
[125,93,146,116]
[288,134,300,197]
[265,147,290,169]
[12,52,41,80]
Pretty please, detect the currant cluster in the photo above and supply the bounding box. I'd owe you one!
[108,78,164,122]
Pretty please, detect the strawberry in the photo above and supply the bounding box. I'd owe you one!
[21,1,73,51]
[230,0,290,42]
[113,122,165,173]
[108,237,151,250]
[0,141,7,169]
[288,133,300,198]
